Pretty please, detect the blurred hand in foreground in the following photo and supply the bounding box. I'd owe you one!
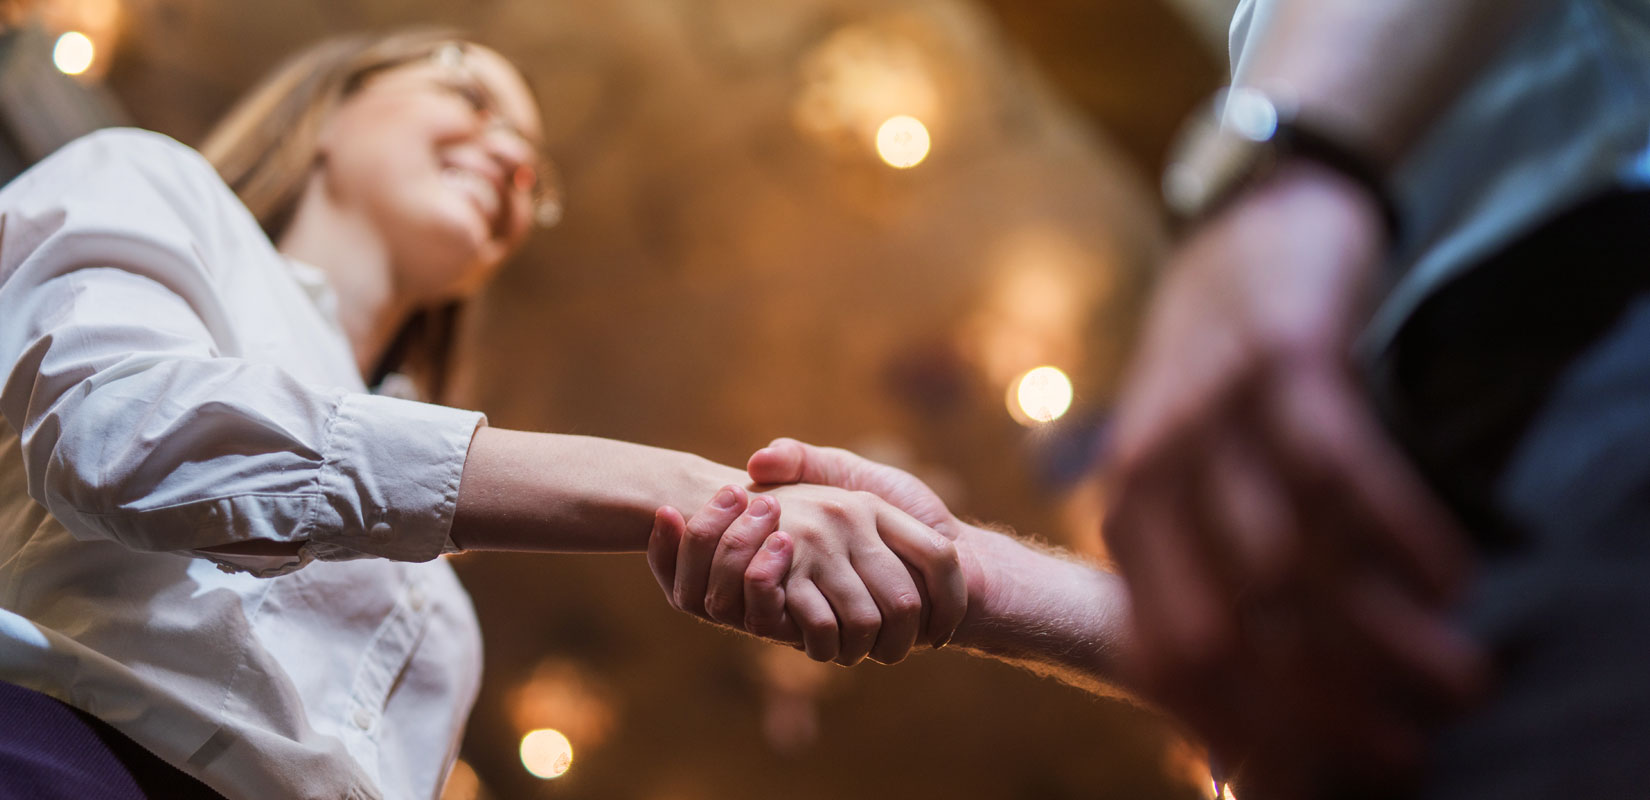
[1102,163,1487,797]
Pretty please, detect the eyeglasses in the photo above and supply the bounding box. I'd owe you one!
[423,43,563,228]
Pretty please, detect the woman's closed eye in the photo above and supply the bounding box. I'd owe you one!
[436,78,491,115]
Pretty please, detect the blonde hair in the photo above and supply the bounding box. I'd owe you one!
[200,28,525,399]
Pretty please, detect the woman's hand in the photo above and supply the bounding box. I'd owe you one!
[646,481,965,666]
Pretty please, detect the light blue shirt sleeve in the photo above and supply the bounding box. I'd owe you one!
[1229,0,1650,349]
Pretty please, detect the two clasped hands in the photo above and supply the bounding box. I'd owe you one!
[647,437,975,667]
[646,165,1492,799]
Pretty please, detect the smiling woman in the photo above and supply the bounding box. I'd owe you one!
[0,27,966,800]
[200,30,556,396]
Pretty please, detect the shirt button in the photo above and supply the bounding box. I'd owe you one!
[408,585,426,612]
[352,708,373,730]
[369,521,393,540]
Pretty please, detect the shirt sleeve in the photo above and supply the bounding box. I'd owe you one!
[0,129,485,577]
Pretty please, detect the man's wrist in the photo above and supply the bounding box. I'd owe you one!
[946,524,1011,649]
[945,524,1139,694]
[1164,86,1400,244]
[1257,157,1391,249]
[947,523,1076,653]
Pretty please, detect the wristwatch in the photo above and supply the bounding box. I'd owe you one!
[1162,87,1400,239]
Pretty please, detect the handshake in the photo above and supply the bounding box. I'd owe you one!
[645,437,980,666]
[643,433,1485,800]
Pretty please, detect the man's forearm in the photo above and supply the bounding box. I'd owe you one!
[1246,0,1551,168]
[949,523,1139,700]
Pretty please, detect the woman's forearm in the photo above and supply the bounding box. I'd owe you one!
[449,427,748,553]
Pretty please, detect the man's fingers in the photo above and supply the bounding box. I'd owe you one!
[1335,420,1472,602]
[748,438,857,488]
[745,533,801,643]
[1266,370,1470,602]
[785,578,841,664]
[674,485,749,618]
[1113,489,1236,685]
[747,438,809,485]
[1197,429,1299,591]
[1338,574,1490,710]
[646,506,686,603]
[875,506,965,649]
[704,496,783,625]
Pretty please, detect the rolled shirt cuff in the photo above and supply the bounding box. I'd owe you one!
[309,392,486,563]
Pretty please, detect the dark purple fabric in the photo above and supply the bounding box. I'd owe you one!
[0,681,225,800]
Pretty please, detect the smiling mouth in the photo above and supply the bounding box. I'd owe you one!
[441,165,503,233]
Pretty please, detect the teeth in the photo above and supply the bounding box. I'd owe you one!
[442,166,500,220]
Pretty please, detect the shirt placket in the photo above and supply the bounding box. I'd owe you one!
[341,574,432,786]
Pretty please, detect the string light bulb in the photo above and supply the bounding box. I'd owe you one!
[875,115,931,168]
[53,31,96,76]
[519,728,574,779]
[1009,366,1074,425]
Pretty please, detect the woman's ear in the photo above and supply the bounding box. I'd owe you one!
[311,86,362,168]
[312,108,339,164]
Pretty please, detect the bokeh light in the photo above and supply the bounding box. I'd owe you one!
[875,115,931,168]
[53,31,96,76]
[519,728,574,780]
[1010,366,1074,425]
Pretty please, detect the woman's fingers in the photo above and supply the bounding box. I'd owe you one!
[704,495,783,625]
[848,543,923,665]
[673,485,749,618]
[811,561,887,667]
[745,533,801,643]
[874,506,965,649]
[647,506,686,602]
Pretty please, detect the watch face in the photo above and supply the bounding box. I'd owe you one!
[1221,87,1281,143]
[1162,88,1282,220]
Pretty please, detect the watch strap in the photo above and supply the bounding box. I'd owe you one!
[1274,120,1402,241]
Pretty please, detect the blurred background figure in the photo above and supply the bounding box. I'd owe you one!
[1,0,1240,798]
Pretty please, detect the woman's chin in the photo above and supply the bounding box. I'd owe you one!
[392,219,495,300]
[422,204,493,259]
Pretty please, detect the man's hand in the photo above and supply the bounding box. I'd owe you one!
[747,439,965,540]
[645,481,966,666]
[743,439,1139,696]
[1103,162,1486,796]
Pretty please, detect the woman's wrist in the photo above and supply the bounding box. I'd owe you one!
[452,428,747,553]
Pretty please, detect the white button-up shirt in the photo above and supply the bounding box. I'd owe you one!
[0,129,487,800]
[1231,0,1650,348]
